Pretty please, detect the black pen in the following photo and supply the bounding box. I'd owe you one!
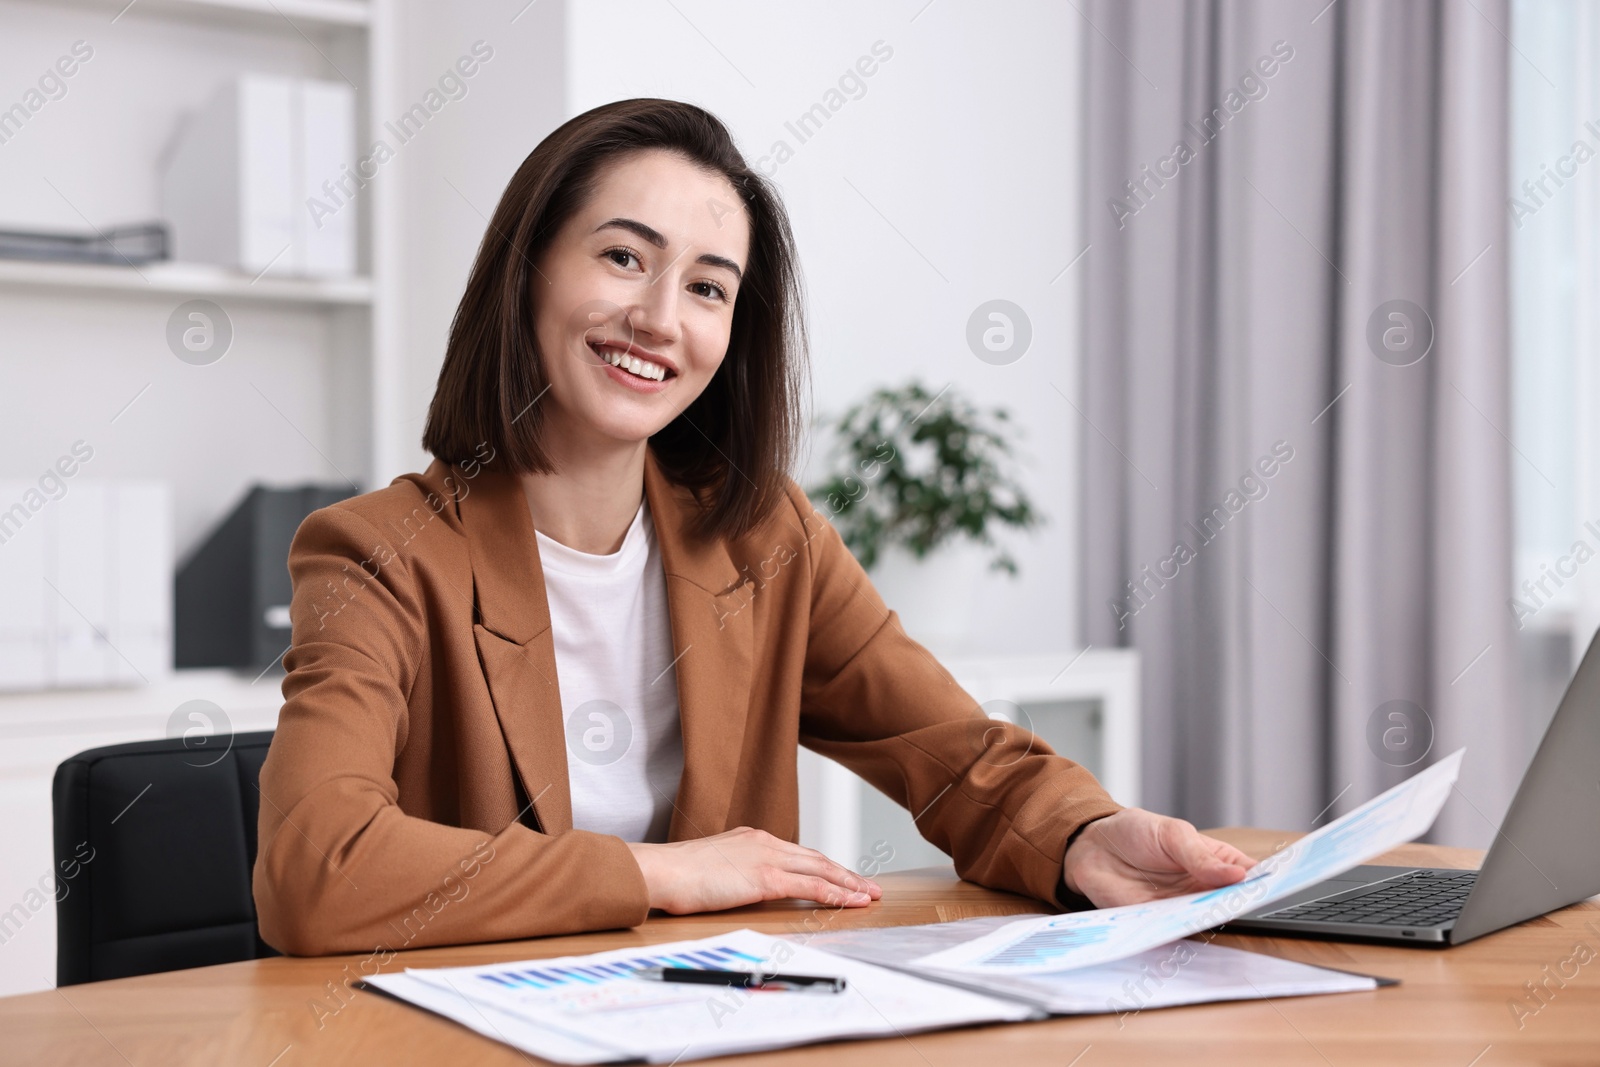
[633,966,846,993]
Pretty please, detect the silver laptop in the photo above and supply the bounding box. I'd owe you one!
[1224,627,1600,946]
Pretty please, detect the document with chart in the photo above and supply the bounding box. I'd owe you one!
[362,927,1036,1064]
[914,748,1465,975]
[806,914,1384,1014]
[364,922,1382,1063]
[362,755,1457,1060]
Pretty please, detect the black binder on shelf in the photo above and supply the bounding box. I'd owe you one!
[175,484,357,672]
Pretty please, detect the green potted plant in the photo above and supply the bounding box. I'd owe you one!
[809,380,1039,575]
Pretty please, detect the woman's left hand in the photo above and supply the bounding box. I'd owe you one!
[1061,808,1258,907]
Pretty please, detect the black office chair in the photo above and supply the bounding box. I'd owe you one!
[52,730,280,986]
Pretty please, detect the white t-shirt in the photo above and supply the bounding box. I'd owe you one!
[535,499,685,842]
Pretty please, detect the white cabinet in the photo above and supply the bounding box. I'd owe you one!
[0,482,172,692]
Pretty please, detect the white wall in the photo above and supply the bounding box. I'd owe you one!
[561,0,1086,656]
[384,0,570,481]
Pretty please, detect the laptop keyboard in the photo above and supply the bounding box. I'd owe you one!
[1261,869,1478,927]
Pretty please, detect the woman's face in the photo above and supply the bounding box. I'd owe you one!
[530,148,750,454]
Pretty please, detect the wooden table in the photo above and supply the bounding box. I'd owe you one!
[2,828,1597,1066]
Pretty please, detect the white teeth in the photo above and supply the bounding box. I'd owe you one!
[596,345,667,382]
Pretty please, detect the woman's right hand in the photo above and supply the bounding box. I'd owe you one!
[626,827,882,914]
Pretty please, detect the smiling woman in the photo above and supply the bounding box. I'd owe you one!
[250,98,1252,957]
[422,100,805,547]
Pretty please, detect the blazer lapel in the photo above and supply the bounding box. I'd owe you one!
[642,452,755,841]
[458,463,574,835]
[458,448,756,843]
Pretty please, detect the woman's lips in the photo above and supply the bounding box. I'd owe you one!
[590,342,674,379]
[597,355,672,393]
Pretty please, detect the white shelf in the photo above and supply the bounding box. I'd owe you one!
[0,667,284,743]
[0,258,373,307]
[44,0,370,32]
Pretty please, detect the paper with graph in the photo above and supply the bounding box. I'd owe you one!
[912,748,1465,975]
[806,914,1381,1015]
[363,927,1034,1064]
[362,755,1458,1059]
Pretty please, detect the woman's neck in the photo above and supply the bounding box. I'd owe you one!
[520,439,648,555]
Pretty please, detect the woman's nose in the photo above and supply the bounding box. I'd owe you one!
[627,275,682,344]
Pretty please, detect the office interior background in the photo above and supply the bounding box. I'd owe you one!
[0,0,1592,998]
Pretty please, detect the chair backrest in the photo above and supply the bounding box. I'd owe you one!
[52,730,279,986]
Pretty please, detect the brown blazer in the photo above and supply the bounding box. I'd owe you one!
[252,448,1122,955]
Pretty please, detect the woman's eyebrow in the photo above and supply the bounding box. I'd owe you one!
[593,217,743,282]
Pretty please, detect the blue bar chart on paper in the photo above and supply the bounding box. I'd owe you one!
[978,921,1117,969]
[475,943,764,991]
[366,928,1035,1064]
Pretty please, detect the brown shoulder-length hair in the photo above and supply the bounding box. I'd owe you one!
[421,98,809,542]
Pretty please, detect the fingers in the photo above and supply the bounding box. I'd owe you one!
[726,828,882,907]
[764,871,873,908]
[745,830,881,895]
[782,848,882,899]
[1161,819,1247,886]
[1203,835,1259,870]
[1069,814,1258,905]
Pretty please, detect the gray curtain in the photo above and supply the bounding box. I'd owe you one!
[1080,0,1522,847]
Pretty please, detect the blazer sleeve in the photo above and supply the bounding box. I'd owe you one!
[252,505,649,956]
[790,485,1124,907]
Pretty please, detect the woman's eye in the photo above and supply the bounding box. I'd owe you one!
[606,246,726,301]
